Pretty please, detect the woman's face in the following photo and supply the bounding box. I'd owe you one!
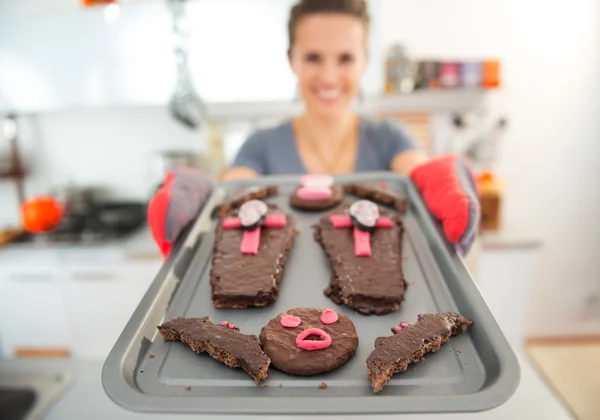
[289,14,367,119]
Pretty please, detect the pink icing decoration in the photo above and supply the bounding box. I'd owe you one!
[329,215,353,228]
[330,215,394,257]
[295,328,332,351]
[297,187,333,201]
[320,309,338,324]
[393,325,401,331]
[353,228,372,257]
[263,214,287,227]
[401,322,409,327]
[221,321,228,326]
[375,217,394,228]
[228,323,235,329]
[280,314,302,328]
[300,174,333,188]
[222,217,241,229]
[241,228,261,254]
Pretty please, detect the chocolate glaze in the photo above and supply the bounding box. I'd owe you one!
[366,312,472,392]
[289,185,344,211]
[259,308,359,375]
[314,201,407,315]
[210,203,296,308]
[344,183,407,213]
[157,316,270,383]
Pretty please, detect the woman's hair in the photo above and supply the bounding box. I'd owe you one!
[287,0,370,54]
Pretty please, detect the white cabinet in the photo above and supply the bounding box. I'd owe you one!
[64,261,161,359]
[0,253,162,360]
[0,265,72,357]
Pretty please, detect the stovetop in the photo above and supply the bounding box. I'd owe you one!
[14,201,146,245]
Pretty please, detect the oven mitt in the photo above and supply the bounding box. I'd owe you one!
[409,155,480,255]
[148,167,213,258]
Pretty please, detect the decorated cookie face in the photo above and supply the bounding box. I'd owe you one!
[238,199,268,230]
[259,307,359,375]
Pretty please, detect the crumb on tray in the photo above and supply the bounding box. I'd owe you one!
[148,352,155,358]
[318,382,328,390]
[185,385,191,391]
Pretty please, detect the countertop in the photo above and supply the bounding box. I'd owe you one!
[0,226,162,264]
[0,349,574,420]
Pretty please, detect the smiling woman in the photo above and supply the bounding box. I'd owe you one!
[148,0,481,259]
[222,0,426,179]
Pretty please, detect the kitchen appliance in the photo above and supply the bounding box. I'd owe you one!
[167,0,207,130]
[13,186,146,244]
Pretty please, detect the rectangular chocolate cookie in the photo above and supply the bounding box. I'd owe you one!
[210,203,296,308]
[366,312,472,393]
[344,182,407,213]
[158,316,270,384]
[216,185,279,217]
[313,201,407,315]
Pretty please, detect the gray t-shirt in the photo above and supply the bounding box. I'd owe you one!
[231,117,418,175]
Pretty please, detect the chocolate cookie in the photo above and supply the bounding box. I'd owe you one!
[210,201,296,308]
[366,312,472,393]
[216,185,279,218]
[259,308,359,375]
[157,316,271,384]
[289,175,344,211]
[313,200,407,315]
[344,182,407,213]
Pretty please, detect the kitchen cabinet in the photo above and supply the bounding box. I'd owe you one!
[64,261,161,359]
[0,265,72,357]
[0,251,162,360]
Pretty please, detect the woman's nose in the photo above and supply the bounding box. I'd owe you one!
[318,61,341,84]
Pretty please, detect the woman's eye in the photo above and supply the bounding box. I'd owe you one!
[305,53,321,63]
[340,53,354,64]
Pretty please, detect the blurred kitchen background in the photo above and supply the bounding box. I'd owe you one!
[0,0,598,419]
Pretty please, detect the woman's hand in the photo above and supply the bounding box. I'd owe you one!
[391,151,480,255]
[148,167,213,258]
[408,155,480,255]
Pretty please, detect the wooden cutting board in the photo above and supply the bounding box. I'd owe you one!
[0,228,25,247]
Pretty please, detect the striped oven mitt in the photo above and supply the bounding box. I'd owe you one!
[409,155,481,255]
[148,167,213,258]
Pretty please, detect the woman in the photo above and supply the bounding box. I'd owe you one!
[148,0,479,258]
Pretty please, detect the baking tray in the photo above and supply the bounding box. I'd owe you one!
[102,172,520,416]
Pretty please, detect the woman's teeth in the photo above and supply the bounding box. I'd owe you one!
[317,89,341,100]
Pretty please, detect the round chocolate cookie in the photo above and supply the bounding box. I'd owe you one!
[289,185,344,211]
[259,307,359,375]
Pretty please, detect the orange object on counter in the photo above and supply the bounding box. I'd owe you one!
[476,172,502,232]
[20,196,64,234]
[482,60,501,89]
[81,0,116,6]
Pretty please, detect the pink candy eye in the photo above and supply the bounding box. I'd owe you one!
[280,314,302,328]
[320,309,338,325]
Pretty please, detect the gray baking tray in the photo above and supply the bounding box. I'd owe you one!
[102,172,520,415]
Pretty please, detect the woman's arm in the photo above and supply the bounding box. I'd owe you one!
[390,149,429,175]
[221,131,268,181]
[221,166,259,181]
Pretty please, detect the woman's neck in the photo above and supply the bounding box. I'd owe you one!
[298,110,358,153]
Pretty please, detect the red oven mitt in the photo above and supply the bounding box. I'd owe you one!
[409,155,480,255]
[148,167,213,258]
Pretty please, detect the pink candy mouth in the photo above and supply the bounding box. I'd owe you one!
[295,328,332,351]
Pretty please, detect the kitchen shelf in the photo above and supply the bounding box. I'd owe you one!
[203,90,487,121]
